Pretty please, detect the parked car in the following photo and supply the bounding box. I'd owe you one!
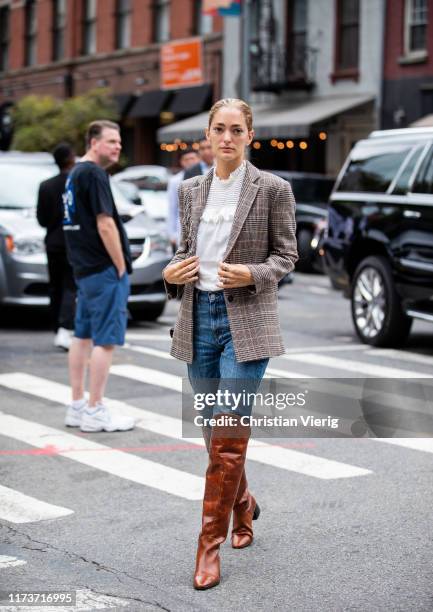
[269,170,335,272]
[323,127,433,346]
[0,153,172,321]
[113,179,142,206]
[113,165,170,228]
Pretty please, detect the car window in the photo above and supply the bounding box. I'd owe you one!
[337,143,414,193]
[0,163,57,208]
[121,176,167,191]
[391,145,424,195]
[412,146,433,195]
[290,178,334,204]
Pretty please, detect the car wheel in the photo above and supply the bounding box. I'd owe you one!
[130,301,166,322]
[296,228,315,272]
[351,256,412,347]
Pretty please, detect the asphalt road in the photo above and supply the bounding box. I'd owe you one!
[0,273,432,612]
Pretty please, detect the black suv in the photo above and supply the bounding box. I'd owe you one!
[323,127,433,347]
[270,171,335,272]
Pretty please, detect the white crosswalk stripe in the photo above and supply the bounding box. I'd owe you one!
[0,484,73,524]
[0,408,203,501]
[123,342,175,360]
[365,348,433,367]
[125,333,171,342]
[112,364,182,391]
[371,438,433,453]
[0,372,371,480]
[284,343,368,354]
[281,352,433,378]
[0,555,27,569]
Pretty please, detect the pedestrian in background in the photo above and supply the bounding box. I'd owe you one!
[182,137,214,180]
[163,98,298,589]
[166,147,199,251]
[63,120,135,433]
[37,143,76,351]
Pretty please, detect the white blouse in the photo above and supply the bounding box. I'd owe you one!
[195,161,246,291]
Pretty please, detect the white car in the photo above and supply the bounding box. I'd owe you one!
[113,165,171,226]
[0,153,172,321]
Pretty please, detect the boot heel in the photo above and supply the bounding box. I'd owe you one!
[253,502,260,520]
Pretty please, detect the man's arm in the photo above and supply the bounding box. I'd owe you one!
[36,184,49,228]
[96,213,125,277]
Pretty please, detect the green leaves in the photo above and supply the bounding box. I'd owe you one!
[11,89,119,155]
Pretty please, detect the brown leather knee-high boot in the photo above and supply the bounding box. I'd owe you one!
[193,415,250,590]
[231,470,260,549]
[201,425,260,550]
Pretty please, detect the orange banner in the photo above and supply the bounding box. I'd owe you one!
[160,38,204,90]
[203,0,233,11]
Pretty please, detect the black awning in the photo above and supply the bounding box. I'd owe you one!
[128,90,171,118]
[114,93,135,116]
[168,84,212,116]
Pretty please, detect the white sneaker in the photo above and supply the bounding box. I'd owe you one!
[65,398,87,427]
[54,328,73,351]
[80,403,135,432]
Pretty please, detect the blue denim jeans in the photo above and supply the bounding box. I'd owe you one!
[187,290,269,419]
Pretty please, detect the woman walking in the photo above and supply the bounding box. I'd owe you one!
[163,98,298,590]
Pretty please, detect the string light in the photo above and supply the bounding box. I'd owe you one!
[192,142,200,150]
[277,142,284,150]
[299,141,308,150]
[180,142,188,150]
[270,139,278,147]
[319,132,327,140]
[286,140,294,148]
[160,143,167,150]
[252,141,261,149]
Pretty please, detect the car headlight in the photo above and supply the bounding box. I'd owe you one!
[6,235,45,256]
[142,234,172,258]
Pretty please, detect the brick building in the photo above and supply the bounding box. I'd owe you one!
[0,0,223,162]
[382,0,433,128]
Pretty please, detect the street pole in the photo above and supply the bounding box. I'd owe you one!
[240,0,251,104]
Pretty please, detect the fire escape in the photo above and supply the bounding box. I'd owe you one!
[250,0,317,94]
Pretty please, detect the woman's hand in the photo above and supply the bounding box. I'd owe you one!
[163,256,200,285]
[217,262,254,289]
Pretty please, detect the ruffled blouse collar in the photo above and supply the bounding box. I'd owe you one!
[213,160,246,185]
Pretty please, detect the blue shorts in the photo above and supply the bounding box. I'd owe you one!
[74,265,129,346]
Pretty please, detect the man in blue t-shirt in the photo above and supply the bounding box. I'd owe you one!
[63,120,135,433]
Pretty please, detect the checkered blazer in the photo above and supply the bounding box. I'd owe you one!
[163,160,298,363]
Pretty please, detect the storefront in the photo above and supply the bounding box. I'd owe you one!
[157,94,376,176]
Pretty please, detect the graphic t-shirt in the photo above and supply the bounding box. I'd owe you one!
[63,161,132,278]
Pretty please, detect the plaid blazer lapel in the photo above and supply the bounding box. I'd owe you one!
[189,168,213,254]
[223,160,260,260]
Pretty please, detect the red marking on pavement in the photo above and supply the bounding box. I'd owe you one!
[0,444,61,456]
[0,440,317,456]
[0,442,202,456]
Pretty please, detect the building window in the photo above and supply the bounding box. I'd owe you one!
[335,0,360,71]
[288,0,308,75]
[153,0,170,43]
[405,0,428,55]
[52,0,66,61]
[116,0,131,49]
[82,0,97,55]
[24,0,37,67]
[0,5,9,72]
[192,0,213,36]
